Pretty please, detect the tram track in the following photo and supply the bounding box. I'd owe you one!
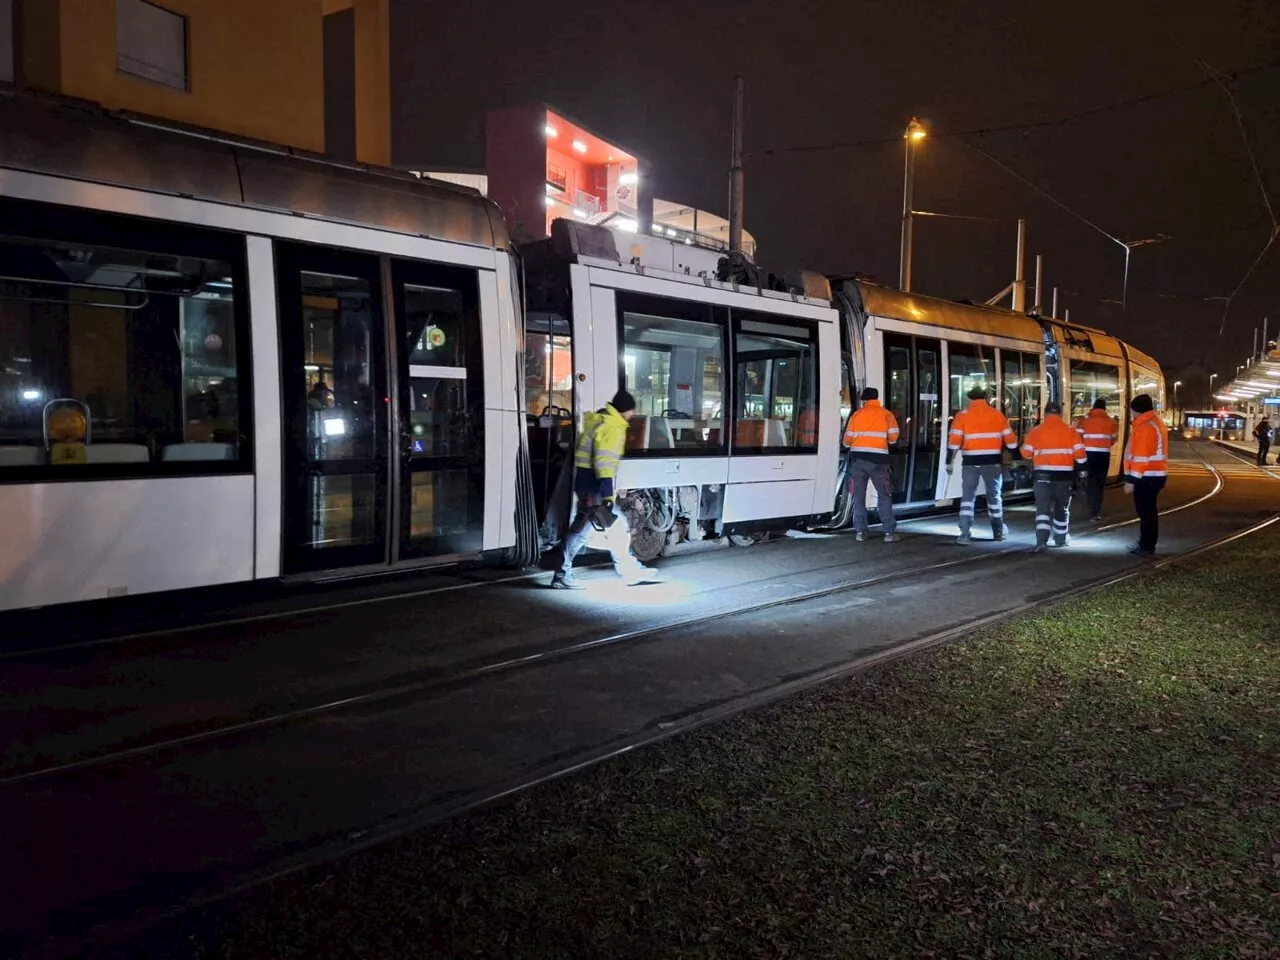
[0,444,1227,788]
[0,442,1225,663]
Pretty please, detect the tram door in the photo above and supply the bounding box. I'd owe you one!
[277,243,486,574]
[277,244,390,573]
[883,333,942,504]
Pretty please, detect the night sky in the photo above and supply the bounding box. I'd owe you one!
[392,0,1279,403]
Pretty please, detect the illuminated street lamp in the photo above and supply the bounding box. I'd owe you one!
[1173,380,1182,419]
[899,117,927,292]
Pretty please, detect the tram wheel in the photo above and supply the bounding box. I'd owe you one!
[727,532,761,547]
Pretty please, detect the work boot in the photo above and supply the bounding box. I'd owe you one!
[1032,543,1048,554]
[1089,514,1103,522]
[883,532,902,543]
[1053,535,1070,547]
[993,524,1009,541]
[954,533,971,545]
[854,531,867,542]
[1128,544,1155,557]
[549,573,584,590]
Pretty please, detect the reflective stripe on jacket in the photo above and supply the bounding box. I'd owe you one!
[1021,414,1087,476]
[1123,410,1169,481]
[1076,408,1119,453]
[947,399,1018,465]
[573,403,629,497]
[842,400,900,464]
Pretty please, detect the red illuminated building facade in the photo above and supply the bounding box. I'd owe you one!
[484,104,651,243]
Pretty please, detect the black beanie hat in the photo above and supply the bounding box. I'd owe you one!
[610,390,637,414]
[1130,393,1154,414]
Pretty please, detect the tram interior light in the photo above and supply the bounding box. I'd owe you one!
[619,172,639,185]
[571,140,588,153]
[665,228,677,237]
[616,218,638,232]
[651,223,664,234]
[572,208,587,219]
[545,125,558,138]
[323,418,347,437]
[21,389,41,401]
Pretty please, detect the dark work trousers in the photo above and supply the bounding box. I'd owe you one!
[1033,478,1073,547]
[1084,452,1110,517]
[1133,477,1166,552]
[849,459,897,534]
[1258,440,1270,466]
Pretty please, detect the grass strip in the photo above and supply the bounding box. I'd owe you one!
[137,530,1280,959]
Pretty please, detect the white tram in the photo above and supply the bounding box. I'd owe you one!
[0,91,532,612]
[0,91,1165,611]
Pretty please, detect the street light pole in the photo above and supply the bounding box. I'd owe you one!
[899,118,926,292]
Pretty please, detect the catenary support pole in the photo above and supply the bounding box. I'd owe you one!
[728,76,745,255]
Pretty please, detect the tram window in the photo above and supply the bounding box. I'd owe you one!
[948,342,996,412]
[524,317,573,418]
[1130,367,1162,408]
[1001,350,1042,443]
[732,313,818,453]
[0,210,248,477]
[617,294,725,454]
[402,279,479,459]
[1069,360,1121,421]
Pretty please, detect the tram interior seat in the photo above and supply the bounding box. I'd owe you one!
[85,443,151,463]
[627,415,675,451]
[0,446,42,466]
[162,442,235,461]
[734,419,788,449]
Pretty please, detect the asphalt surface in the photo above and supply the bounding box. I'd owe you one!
[2,440,1276,957]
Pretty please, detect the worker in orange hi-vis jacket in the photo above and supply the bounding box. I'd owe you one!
[1022,401,1088,553]
[1123,393,1169,556]
[842,387,902,543]
[945,384,1019,544]
[1075,398,1119,521]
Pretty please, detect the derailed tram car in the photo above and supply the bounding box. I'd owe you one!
[525,221,1167,561]
[523,222,844,562]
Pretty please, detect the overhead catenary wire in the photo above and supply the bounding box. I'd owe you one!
[1194,58,1279,336]
[750,59,1279,159]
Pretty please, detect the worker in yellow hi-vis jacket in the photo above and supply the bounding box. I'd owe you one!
[551,390,656,589]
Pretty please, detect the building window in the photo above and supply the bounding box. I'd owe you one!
[0,199,249,478]
[617,292,725,455]
[117,0,188,91]
[732,313,818,452]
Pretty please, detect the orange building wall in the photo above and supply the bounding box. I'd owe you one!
[47,0,326,153]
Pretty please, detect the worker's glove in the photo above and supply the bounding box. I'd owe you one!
[945,462,954,476]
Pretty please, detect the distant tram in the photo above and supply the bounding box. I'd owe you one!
[1180,412,1246,441]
